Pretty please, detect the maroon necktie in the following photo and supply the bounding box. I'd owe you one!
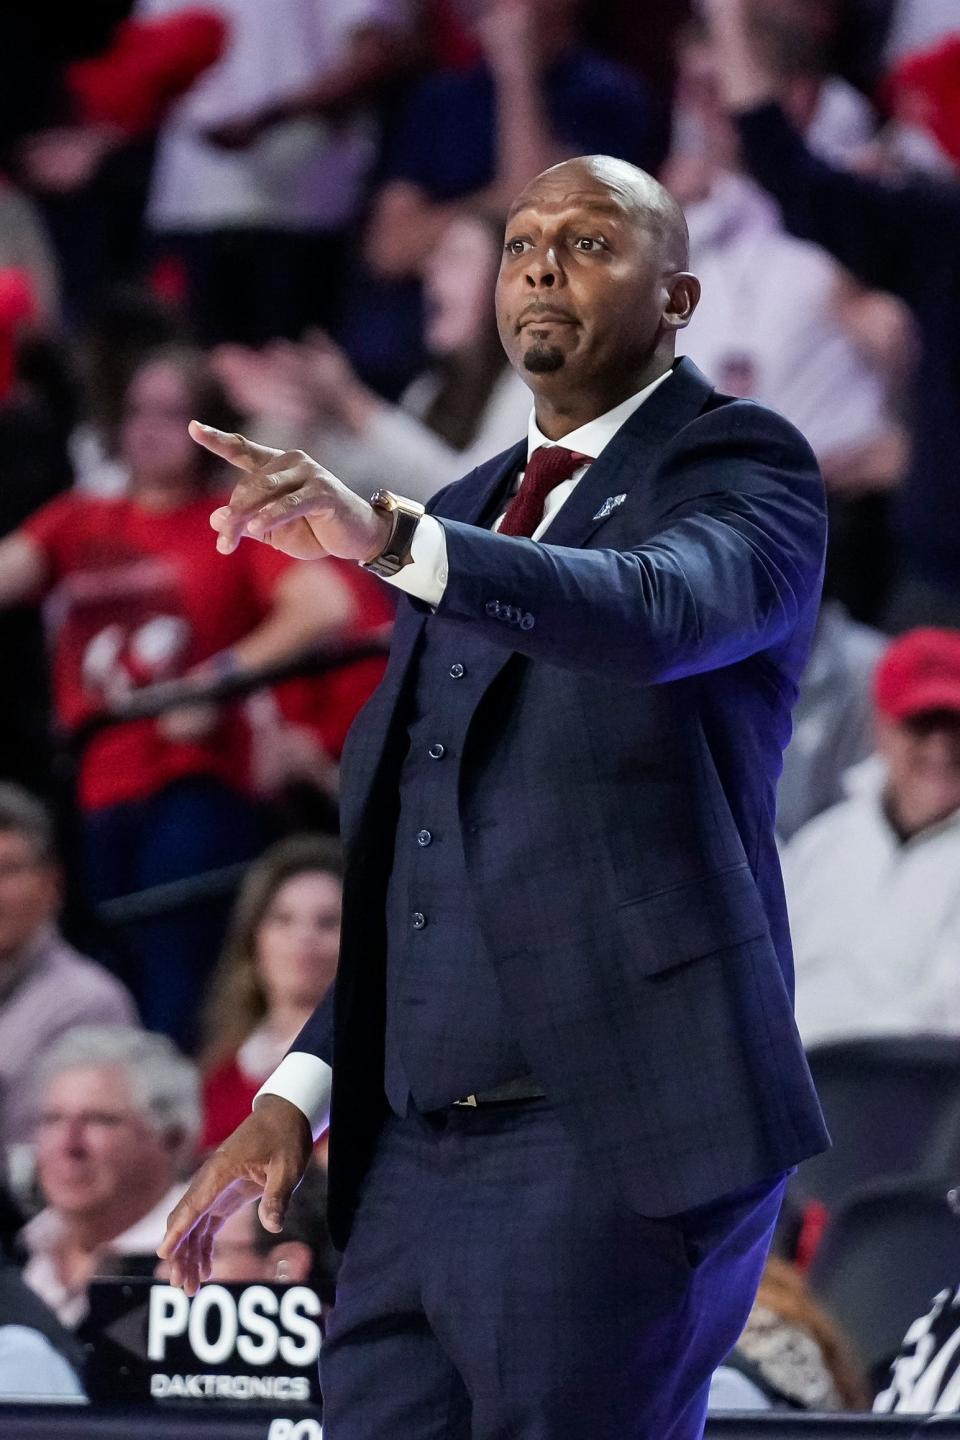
[498,445,591,539]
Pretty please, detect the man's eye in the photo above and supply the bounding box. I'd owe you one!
[574,237,603,252]
[505,238,530,256]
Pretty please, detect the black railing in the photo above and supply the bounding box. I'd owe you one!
[60,638,389,932]
[0,1407,957,1439]
[67,636,390,752]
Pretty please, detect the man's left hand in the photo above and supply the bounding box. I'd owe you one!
[191,422,391,562]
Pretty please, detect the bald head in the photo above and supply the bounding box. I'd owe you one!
[496,152,700,430]
[510,155,690,271]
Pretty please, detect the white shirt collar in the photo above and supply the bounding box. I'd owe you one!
[21,1182,187,1328]
[526,366,674,462]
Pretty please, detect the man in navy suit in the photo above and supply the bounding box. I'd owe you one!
[160,154,830,1438]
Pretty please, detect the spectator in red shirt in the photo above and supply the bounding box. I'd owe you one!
[0,346,362,1045]
[199,834,342,1153]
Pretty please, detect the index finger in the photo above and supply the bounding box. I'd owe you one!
[156,1164,227,1259]
[188,421,282,473]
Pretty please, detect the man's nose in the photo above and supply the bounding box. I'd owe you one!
[57,1118,88,1153]
[524,247,562,288]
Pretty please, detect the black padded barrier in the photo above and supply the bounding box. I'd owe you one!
[0,1410,959,1438]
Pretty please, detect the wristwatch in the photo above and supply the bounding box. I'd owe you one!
[360,489,425,578]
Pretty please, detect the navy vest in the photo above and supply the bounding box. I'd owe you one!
[383,613,530,1114]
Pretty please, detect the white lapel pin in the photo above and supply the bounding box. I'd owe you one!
[593,494,627,521]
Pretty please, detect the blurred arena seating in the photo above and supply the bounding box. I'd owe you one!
[795,1038,960,1211]
[808,1176,960,1395]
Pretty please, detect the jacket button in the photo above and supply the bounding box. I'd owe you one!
[449,662,465,679]
[484,599,500,617]
[416,829,432,847]
[411,911,426,929]
[428,742,446,759]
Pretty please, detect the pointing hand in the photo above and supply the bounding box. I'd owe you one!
[190,421,391,562]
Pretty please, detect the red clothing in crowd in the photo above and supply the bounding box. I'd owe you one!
[67,9,229,139]
[425,0,481,69]
[0,266,38,402]
[201,1056,260,1153]
[24,489,393,810]
[23,490,293,811]
[273,562,393,761]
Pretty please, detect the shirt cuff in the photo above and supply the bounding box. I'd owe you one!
[254,1052,332,1140]
[382,513,449,606]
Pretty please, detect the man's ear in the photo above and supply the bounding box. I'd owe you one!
[663,272,701,331]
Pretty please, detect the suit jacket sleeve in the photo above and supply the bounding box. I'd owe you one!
[432,401,826,683]
[254,986,333,1135]
[291,985,334,1065]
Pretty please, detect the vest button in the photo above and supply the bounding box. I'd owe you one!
[427,742,446,760]
[449,662,465,679]
[411,911,427,929]
[416,829,432,847]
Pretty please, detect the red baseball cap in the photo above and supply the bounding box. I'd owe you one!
[874,628,960,721]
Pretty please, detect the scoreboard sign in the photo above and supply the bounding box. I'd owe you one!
[83,1279,322,1405]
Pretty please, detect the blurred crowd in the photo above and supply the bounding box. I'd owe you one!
[0,0,959,1418]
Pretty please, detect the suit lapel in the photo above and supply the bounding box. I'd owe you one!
[345,364,714,829]
[538,358,714,549]
[341,441,528,834]
[439,439,527,527]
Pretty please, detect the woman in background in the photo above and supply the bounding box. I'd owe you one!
[200,834,342,1152]
[214,207,533,505]
[0,346,356,1043]
[711,1256,869,1412]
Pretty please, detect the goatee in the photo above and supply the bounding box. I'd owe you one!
[522,343,565,374]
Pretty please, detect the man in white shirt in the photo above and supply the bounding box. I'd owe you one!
[784,627,960,1046]
[22,1026,197,1328]
[159,154,829,1439]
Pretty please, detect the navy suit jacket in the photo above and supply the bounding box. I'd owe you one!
[298,357,830,1249]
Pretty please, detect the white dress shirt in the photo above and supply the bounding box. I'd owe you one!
[256,367,674,1134]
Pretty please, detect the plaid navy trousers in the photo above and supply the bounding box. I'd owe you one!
[321,1098,785,1439]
